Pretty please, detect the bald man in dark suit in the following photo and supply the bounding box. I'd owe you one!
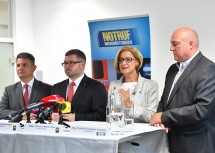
[150,27,215,153]
[0,52,52,120]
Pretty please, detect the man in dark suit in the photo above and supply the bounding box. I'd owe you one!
[51,49,107,121]
[0,52,52,120]
[150,27,215,153]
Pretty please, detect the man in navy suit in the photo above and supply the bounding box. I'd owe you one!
[0,52,52,120]
[150,27,215,153]
[51,49,107,122]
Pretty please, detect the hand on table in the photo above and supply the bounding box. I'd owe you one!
[51,112,75,122]
[150,112,170,133]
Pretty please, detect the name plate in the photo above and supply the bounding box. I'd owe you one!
[70,121,110,136]
[0,122,21,132]
[23,123,62,134]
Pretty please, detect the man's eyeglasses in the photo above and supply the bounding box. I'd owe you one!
[61,61,83,67]
[118,57,136,64]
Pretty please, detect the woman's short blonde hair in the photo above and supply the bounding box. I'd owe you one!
[114,46,143,73]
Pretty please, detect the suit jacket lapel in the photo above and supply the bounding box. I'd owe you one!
[62,80,69,100]
[72,75,88,104]
[165,64,179,101]
[29,79,40,104]
[15,82,25,108]
[167,52,203,106]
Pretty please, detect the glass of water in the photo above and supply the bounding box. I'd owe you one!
[109,94,125,135]
[124,103,134,132]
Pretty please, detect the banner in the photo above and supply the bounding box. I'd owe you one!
[88,15,151,90]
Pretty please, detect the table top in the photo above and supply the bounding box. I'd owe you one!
[0,120,168,153]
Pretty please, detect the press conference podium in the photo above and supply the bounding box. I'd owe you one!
[0,121,169,153]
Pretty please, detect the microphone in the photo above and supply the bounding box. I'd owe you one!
[35,101,71,124]
[35,105,56,124]
[6,102,44,120]
[39,105,55,118]
[24,94,65,113]
[5,109,25,120]
[40,95,70,113]
[41,101,71,113]
[54,102,71,128]
[9,109,32,123]
[40,95,64,106]
[56,101,71,113]
[25,102,44,111]
[7,102,51,122]
[8,102,44,120]
[8,95,64,122]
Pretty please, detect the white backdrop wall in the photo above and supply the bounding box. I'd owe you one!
[15,0,215,96]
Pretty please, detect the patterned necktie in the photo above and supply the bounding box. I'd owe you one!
[67,82,75,102]
[24,84,29,106]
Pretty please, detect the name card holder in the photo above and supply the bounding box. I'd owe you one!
[23,123,63,134]
[0,122,21,133]
[70,122,110,136]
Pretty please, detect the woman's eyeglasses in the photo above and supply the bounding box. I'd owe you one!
[118,57,136,64]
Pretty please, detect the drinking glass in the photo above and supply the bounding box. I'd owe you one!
[109,94,125,135]
[124,102,134,132]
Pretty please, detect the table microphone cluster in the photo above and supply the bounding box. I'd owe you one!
[8,95,71,127]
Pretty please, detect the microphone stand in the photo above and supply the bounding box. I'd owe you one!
[58,105,70,128]
[35,106,47,124]
[37,107,42,119]
[26,111,31,123]
[35,116,46,124]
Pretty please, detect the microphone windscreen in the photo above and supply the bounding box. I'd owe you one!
[40,95,65,105]
[60,103,66,110]
[59,101,71,113]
